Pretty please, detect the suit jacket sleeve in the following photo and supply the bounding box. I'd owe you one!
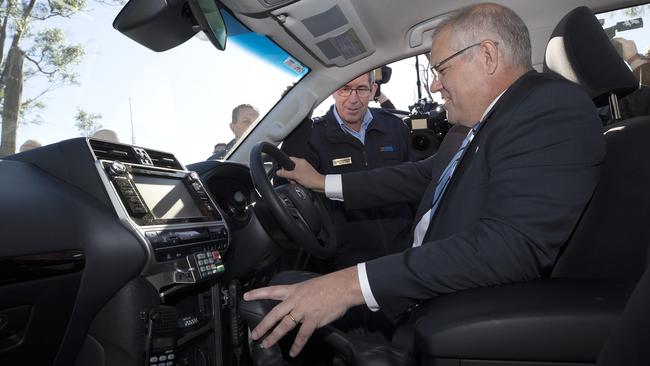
[341,158,433,209]
[341,125,471,210]
[364,79,606,320]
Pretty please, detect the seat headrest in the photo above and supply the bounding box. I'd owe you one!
[543,6,638,107]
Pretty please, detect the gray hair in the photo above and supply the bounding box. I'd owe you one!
[434,3,532,69]
[366,70,376,85]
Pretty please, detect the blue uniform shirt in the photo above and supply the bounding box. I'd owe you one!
[332,107,374,144]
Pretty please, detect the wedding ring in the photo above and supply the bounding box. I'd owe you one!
[287,313,299,324]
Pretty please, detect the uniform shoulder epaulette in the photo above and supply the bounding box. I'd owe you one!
[311,115,328,128]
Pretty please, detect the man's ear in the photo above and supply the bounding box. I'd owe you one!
[229,123,236,133]
[482,40,499,75]
[371,82,378,96]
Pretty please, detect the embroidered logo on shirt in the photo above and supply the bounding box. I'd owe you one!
[332,157,352,166]
[380,145,395,152]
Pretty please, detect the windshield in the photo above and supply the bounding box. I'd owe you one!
[0,2,308,164]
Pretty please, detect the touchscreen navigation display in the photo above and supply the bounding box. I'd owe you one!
[132,175,203,219]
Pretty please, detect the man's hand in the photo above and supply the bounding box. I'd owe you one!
[277,157,326,192]
[243,267,365,357]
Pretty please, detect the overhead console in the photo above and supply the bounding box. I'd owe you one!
[89,139,230,288]
[270,0,376,66]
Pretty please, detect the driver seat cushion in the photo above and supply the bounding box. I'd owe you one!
[414,278,633,362]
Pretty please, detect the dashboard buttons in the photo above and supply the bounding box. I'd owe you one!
[190,250,224,279]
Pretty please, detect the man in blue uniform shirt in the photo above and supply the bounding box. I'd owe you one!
[306,71,415,270]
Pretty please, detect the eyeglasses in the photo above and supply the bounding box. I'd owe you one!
[336,86,372,98]
[429,40,497,82]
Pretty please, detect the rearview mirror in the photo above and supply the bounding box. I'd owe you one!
[187,0,227,51]
[113,0,227,52]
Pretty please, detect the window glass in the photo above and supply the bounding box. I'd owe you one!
[1,3,309,163]
[598,4,650,85]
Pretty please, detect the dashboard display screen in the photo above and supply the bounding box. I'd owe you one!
[132,175,203,219]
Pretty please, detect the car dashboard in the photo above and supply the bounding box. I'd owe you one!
[0,137,279,366]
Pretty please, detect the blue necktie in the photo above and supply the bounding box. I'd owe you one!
[429,124,480,220]
[412,123,481,247]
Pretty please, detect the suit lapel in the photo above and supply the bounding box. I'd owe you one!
[421,70,542,243]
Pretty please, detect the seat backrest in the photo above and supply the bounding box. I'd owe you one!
[542,6,650,281]
[552,117,650,280]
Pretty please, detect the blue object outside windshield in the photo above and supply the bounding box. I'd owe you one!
[222,11,309,78]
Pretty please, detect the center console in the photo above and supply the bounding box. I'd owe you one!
[90,139,232,366]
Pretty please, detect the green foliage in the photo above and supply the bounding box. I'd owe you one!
[1,0,125,155]
[33,0,88,19]
[19,98,46,125]
[74,107,103,137]
[25,28,85,84]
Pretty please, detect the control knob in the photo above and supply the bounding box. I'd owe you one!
[108,160,127,176]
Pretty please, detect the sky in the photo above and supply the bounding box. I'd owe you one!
[10,3,650,164]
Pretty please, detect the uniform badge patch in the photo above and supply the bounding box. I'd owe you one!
[332,157,352,166]
[380,145,395,152]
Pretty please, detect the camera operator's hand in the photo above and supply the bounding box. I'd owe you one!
[277,157,326,192]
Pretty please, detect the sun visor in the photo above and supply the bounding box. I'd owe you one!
[271,0,375,66]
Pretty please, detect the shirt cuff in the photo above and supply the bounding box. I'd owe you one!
[357,263,380,311]
[325,174,344,201]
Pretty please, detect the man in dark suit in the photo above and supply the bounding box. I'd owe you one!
[244,3,605,357]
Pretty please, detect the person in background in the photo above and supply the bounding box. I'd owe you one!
[374,91,396,109]
[92,129,120,143]
[19,139,42,152]
[209,104,259,160]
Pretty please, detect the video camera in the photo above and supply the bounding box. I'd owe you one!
[402,98,450,160]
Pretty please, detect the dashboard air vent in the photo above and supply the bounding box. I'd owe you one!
[89,139,182,170]
[146,149,183,170]
[89,139,139,163]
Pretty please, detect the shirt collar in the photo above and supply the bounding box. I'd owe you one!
[480,89,507,123]
[333,106,373,131]
[332,106,374,144]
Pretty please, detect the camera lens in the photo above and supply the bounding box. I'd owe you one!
[410,131,441,160]
[412,133,431,151]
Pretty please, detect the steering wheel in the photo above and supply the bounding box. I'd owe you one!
[249,142,337,259]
